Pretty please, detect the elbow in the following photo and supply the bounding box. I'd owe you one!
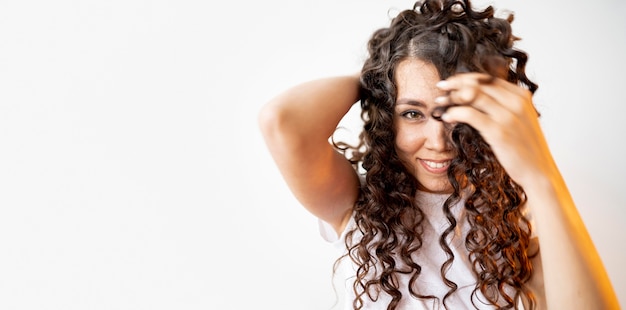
[258,96,299,150]
[257,99,284,142]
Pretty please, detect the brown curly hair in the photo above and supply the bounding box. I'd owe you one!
[335,0,539,309]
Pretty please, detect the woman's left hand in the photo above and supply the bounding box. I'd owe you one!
[437,73,622,310]
[435,73,556,188]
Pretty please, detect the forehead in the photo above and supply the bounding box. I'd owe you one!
[395,58,442,103]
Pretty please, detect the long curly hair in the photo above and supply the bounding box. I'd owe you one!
[335,1,539,309]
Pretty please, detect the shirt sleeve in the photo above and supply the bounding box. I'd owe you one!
[318,213,356,251]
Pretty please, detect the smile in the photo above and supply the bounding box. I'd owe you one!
[420,159,451,173]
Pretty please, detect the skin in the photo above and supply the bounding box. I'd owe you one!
[435,69,620,309]
[394,59,455,194]
[258,75,360,235]
[258,56,620,308]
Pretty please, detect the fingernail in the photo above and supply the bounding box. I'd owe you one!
[436,80,448,88]
[431,106,446,121]
[434,96,447,104]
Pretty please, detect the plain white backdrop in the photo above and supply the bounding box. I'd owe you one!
[0,0,624,309]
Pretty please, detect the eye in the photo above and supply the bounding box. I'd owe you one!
[400,110,425,120]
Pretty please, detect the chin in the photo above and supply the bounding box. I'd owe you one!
[417,182,454,194]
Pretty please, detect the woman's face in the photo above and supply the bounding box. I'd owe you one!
[393,58,456,193]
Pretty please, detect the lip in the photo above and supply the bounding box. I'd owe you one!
[419,159,452,174]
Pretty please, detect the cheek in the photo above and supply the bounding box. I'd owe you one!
[394,127,425,157]
[394,130,422,178]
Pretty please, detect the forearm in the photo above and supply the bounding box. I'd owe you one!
[258,75,361,150]
[524,171,619,309]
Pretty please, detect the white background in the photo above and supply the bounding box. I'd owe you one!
[1,0,624,309]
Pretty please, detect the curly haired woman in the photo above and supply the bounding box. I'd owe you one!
[258,0,619,309]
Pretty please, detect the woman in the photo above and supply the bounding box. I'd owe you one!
[258,0,619,309]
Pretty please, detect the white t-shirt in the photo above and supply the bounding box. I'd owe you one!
[319,191,544,310]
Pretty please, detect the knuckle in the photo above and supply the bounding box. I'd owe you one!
[457,88,477,103]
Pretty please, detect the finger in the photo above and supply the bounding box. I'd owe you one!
[436,72,492,91]
[440,72,524,96]
[436,84,512,122]
[431,103,460,121]
[438,73,533,116]
[440,104,497,136]
[436,75,482,103]
[436,74,502,112]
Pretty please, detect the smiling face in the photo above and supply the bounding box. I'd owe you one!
[393,58,455,193]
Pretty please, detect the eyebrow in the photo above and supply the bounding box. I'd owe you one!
[395,99,426,108]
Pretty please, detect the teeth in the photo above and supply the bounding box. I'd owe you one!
[423,160,450,169]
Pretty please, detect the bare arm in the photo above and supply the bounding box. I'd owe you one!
[258,75,361,235]
[523,170,619,309]
[438,74,620,309]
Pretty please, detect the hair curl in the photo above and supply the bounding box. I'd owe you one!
[335,1,539,309]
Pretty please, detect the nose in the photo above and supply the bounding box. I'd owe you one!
[423,118,449,151]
